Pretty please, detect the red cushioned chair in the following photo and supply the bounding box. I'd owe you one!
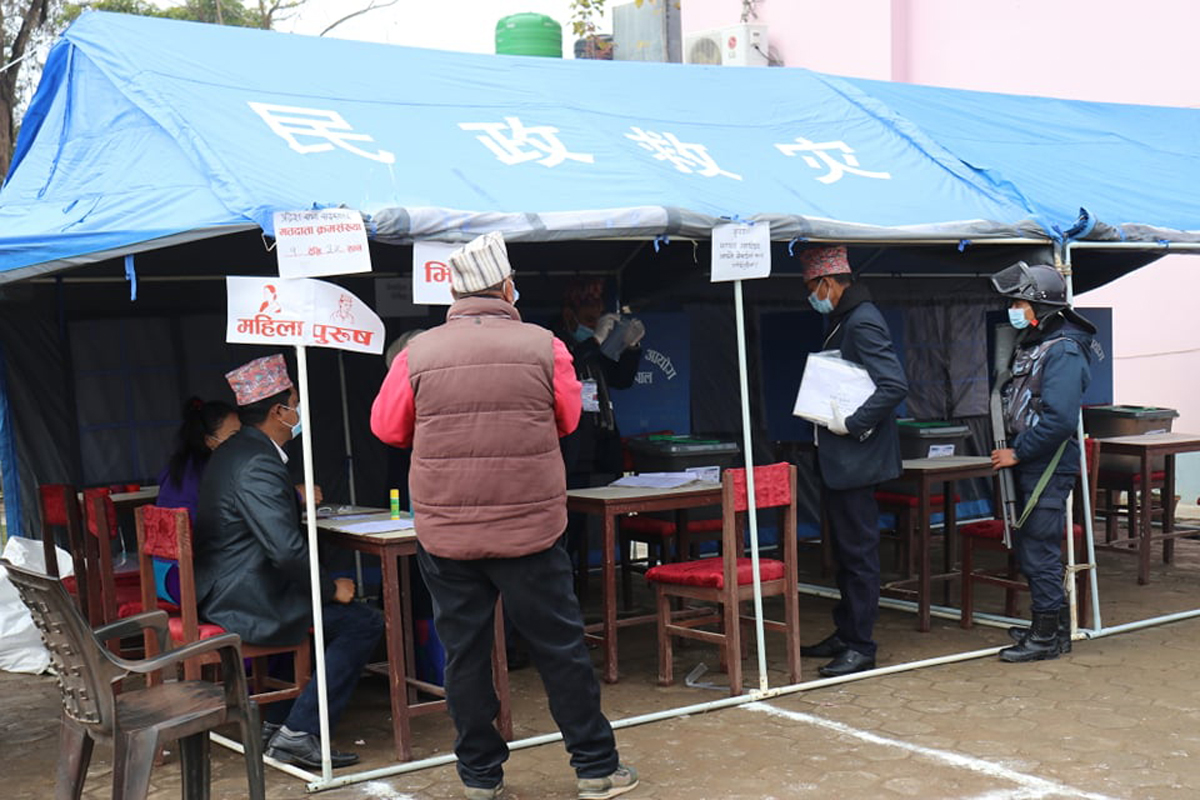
[38,484,92,616]
[645,463,801,696]
[959,438,1098,629]
[38,484,145,636]
[618,513,723,609]
[83,490,148,625]
[135,505,311,706]
[874,490,959,578]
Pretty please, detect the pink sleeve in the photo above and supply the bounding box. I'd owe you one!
[370,349,416,448]
[552,337,582,437]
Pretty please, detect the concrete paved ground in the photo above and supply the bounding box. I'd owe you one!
[4,534,1200,799]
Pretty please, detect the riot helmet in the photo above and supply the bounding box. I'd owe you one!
[990,261,1068,306]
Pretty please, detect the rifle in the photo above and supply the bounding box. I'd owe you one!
[990,323,1022,547]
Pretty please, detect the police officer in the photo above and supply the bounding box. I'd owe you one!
[989,262,1098,662]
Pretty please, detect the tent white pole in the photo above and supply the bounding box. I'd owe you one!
[733,278,769,692]
[306,641,1010,792]
[1060,244,1104,633]
[337,351,364,592]
[295,344,333,782]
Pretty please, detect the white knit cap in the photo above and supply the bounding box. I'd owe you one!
[447,232,512,294]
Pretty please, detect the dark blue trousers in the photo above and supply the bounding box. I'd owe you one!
[417,540,618,789]
[1015,471,1074,613]
[268,601,383,735]
[827,485,881,658]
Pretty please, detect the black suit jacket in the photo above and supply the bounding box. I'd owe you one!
[194,426,333,646]
[815,284,909,491]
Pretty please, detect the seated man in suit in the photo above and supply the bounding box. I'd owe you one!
[195,353,383,768]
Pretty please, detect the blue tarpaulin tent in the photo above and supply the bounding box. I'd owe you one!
[0,11,1066,283]
[0,11,1195,540]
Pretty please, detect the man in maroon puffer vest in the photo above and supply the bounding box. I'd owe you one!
[371,232,638,800]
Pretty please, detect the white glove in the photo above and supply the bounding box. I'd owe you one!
[827,398,850,436]
[593,312,620,343]
[624,317,646,348]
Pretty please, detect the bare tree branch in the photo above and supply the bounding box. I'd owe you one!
[320,0,398,37]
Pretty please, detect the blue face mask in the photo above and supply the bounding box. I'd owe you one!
[807,282,834,315]
[573,325,594,342]
[1008,308,1031,330]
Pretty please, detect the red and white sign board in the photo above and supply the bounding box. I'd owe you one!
[226,276,384,355]
[412,241,459,305]
[273,208,372,279]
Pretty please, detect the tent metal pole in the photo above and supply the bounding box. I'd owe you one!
[733,278,769,691]
[296,344,334,782]
[336,351,364,593]
[1062,243,1105,633]
[1068,241,1200,251]
[304,641,1010,792]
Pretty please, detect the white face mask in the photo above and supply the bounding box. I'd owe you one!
[281,404,303,439]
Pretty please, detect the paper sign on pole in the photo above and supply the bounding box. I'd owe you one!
[226,276,384,355]
[710,222,771,282]
[273,209,372,279]
[412,241,459,305]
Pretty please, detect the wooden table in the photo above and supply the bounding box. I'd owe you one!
[108,486,160,509]
[880,456,995,632]
[1094,433,1200,584]
[566,482,722,684]
[317,510,512,761]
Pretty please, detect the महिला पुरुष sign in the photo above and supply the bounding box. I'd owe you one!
[225,276,384,355]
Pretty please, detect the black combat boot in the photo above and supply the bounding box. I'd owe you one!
[1007,605,1073,653]
[999,610,1060,662]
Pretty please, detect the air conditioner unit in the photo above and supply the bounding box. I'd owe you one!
[684,23,768,67]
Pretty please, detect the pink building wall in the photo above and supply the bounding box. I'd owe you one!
[682,0,1200,506]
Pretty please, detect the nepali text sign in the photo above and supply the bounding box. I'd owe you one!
[710,222,771,282]
[412,241,458,305]
[273,208,371,279]
[226,276,384,354]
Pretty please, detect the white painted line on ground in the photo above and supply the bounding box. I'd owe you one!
[744,702,1118,800]
[359,781,419,799]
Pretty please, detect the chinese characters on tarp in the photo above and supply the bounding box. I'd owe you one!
[248,102,892,185]
[226,276,384,355]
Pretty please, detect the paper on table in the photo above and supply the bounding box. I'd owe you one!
[609,472,697,489]
[339,519,415,534]
[792,350,876,426]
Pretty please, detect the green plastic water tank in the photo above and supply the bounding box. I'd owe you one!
[495,13,562,58]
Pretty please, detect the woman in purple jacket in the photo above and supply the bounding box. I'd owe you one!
[156,397,241,522]
[151,398,240,604]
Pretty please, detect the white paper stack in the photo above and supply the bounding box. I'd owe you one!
[792,350,876,427]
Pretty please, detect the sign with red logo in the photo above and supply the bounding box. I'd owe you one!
[412,241,458,305]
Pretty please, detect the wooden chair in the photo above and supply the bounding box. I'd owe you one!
[1,557,265,800]
[83,489,148,627]
[1095,467,1168,544]
[646,463,801,696]
[135,505,311,706]
[38,484,91,615]
[38,484,143,632]
[874,490,958,578]
[618,513,723,609]
[959,438,1099,628]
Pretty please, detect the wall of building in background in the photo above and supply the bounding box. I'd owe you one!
[681,0,1200,509]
